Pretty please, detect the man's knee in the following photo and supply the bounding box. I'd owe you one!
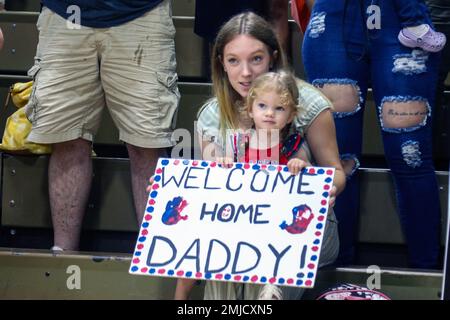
[126,145,166,170]
[51,139,92,158]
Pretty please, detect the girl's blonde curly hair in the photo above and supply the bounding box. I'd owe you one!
[246,70,300,116]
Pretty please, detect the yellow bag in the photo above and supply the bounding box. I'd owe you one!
[11,81,33,108]
[0,81,52,154]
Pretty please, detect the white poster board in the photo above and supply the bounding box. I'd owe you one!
[129,158,335,288]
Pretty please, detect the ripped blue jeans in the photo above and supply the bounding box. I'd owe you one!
[303,0,441,268]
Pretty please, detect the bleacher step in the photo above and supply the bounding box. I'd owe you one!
[0,247,441,299]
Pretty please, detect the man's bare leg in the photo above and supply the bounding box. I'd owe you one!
[127,144,164,224]
[49,139,92,250]
[175,279,197,300]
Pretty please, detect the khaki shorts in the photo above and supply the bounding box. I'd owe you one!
[26,0,180,148]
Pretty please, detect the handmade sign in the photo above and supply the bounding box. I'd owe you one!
[129,158,335,288]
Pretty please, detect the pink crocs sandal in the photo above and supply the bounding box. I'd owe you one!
[398,24,447,53]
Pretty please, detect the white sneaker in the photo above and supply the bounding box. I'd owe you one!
[51,246,63,251]
[258,284,283,300]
